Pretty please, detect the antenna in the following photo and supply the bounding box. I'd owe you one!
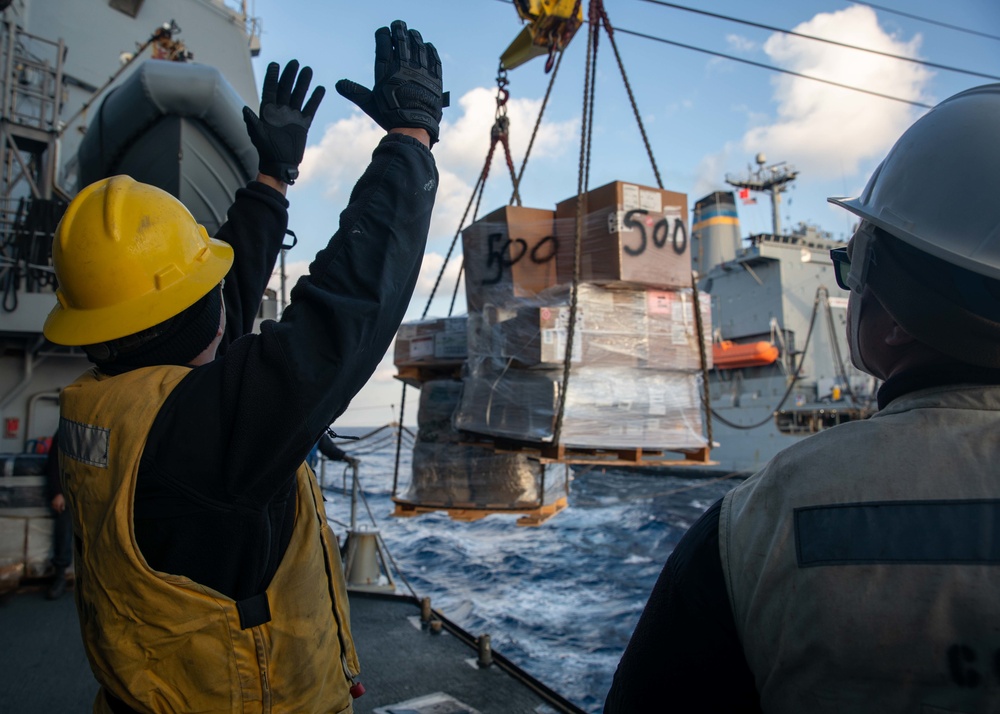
[725,156,799,235]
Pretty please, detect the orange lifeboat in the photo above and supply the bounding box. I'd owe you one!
[712,340,780,370]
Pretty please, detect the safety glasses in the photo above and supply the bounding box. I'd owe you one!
[830,247,851,291]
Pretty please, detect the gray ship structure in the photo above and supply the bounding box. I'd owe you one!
[692,154,878,473]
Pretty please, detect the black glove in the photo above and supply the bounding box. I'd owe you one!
[243,60,325,185]
[335,20,449,145]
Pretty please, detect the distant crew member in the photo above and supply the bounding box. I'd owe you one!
[606,84,1000,713]
[44,20,445,713]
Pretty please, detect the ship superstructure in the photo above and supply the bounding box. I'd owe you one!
[692,162,877,473]
[0,0,268,588]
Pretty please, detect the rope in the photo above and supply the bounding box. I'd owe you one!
[419,66,520,320]
[332,423,394,444]
[508,47,566,206]
[690,276,713,447]
[553,1,600,445]
[448,259,465,317]
[597,4,663,189]
[823,291,856,402]
[493,65,523,207]
[419,167,485,320]
[391,387,408,497]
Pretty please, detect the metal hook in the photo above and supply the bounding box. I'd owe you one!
[544,44,557,73]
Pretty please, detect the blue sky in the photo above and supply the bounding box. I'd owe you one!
[242,0,999,426]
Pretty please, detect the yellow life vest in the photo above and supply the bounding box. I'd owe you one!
[59,366,359,714]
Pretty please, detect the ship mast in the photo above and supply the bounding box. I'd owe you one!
[725,153,798,236]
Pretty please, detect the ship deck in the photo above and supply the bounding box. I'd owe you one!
[1,581,582,714]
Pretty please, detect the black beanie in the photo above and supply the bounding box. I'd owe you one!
[89,285,223,374]
[868,231,1000,369]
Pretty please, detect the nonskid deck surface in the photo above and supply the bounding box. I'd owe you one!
[0,582,97,711]
[0,584,575,714]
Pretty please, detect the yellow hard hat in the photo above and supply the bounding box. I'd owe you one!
[43,175,234,346]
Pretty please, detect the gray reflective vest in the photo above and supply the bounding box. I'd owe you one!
[721,384,1000,713]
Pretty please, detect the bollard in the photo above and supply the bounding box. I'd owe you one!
[477,633,493,668]
[429,619,443,635]
[420,596,432,626]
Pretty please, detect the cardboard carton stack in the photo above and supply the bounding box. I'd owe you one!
[453,181,712,450]
[393,316,468,386]
[397,378,568,510]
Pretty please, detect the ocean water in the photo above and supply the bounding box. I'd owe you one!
[320,427,744,714]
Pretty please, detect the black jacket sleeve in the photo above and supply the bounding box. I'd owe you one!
[604,499,762,713]
[215,181,289,346]
[317,434,350,462]
[142,134,436,509]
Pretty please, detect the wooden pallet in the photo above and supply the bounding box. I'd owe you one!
[392,496,569,527]
[461,434,714,467]
[393,364,462,388]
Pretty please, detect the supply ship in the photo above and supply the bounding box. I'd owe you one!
[690,160,878,473]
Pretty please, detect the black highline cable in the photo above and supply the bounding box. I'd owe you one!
[485,0,934,108]
[638,0,1000,82]
[850,1,1000,43]
[615,26,933,109]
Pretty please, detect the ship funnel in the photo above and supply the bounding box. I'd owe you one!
[692,191,741,274]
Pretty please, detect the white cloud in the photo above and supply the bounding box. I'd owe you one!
[692,143,741,201]
[726,34,757,53]
[297,87,577,246]
[265,251,466,322]
[298,114,385,194]
[434,87,578,180]
[694,6,931,201]
[743,5,930,178]
[408,251,466,319]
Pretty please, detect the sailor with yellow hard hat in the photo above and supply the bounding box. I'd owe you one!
[45,20,445,713]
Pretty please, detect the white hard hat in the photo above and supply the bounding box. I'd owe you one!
[829,84,1000,281]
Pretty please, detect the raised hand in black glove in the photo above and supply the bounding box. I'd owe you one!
[335,20,449,146]
[243,60,325,185]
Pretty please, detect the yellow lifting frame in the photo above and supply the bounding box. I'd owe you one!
[500,0,583,71]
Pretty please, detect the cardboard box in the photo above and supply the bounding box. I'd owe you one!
[394,316,468,368]
[555,181,691,289]
[642,289,714,371]
[496,285,644,369]
[499,305,583,368]
[403,441,546,508]
[454,366,707,449]
[416,379,464,444]
[462,205,559,312]
[454,370,560,442]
